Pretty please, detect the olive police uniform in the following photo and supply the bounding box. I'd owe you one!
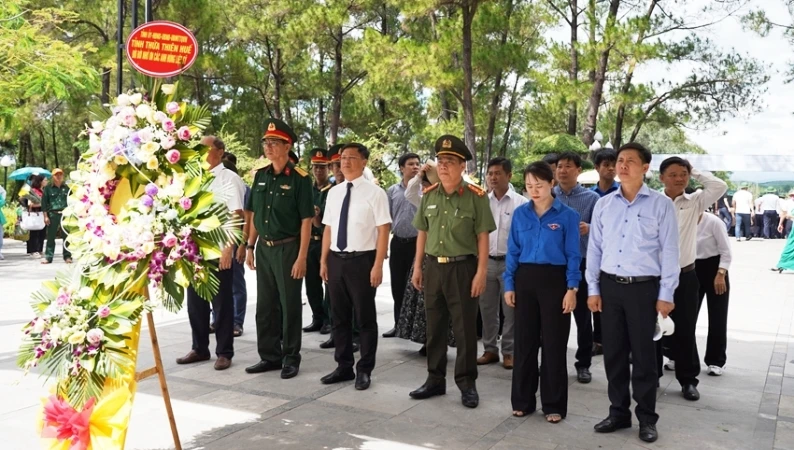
[246,119,314,369]
[41,173,71,263]
[413,136,496,393]
[305,148,332,330]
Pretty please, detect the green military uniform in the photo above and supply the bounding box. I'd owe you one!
[412,135,496,393]
[247,119,314,369]
[305,148,332,329]
[41,179,71,263]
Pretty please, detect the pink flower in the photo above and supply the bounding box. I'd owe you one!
[163,232,178,247]
[166,149,181,164]
[177,126,191,141]
[166,102,181,114]
[179,197,192,210]
[86,329,104,346]
[56,293,71,306]
[97,305,111,318]
[162,118,176,132]
[161,135,176,150]
[42,396,94,448]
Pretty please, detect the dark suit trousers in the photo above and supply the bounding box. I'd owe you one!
[573,259,592,369]
[328,251,379,374]
[511,264,570,416]
[600,274,659,424]
[696,256,730,368]
[188,266,234,358]
[664,269,701,387]
[389,237,416,324]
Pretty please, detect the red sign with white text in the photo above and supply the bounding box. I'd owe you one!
[126,21,198,77]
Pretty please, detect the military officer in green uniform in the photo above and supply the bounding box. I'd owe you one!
[303,148,332,333]
[41,168,72,264]
[244,118,314,379]
[409,135,496,409]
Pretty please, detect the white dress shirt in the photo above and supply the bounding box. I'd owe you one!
[666,169,727,268]
[209,164,246,213]
[732,189,753,214]
[323,175,392,252]
[697,213,732,270]
[760,193,780,212]
[488,188,527,256]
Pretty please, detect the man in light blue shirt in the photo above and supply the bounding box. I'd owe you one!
[586,142,679,444]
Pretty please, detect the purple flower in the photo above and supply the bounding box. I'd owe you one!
[141,195,154,208]
[153,251,166,262]
[179,197,192,210]
[144,183,159,197]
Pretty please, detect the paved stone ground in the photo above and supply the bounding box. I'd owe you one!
[1,236,794,449]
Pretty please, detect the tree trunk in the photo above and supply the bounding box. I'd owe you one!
[484,70,503,166]
[51,117,59,168]
[269,38,283,120]
[587,0,596,83]
[499,76,521,158]
[567,0,579,135]
[461,1,478,173]
[101,68,111,104]
[582,0,620,146]
[330,27,343,146]
[614,0,658,148]
[38,129,47,169]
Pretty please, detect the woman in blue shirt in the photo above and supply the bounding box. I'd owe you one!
[504,161,582,423]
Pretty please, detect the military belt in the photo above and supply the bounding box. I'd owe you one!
[259,236,298,247]
[426,254,475,264]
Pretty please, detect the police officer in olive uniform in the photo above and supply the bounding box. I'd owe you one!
[41,168,72,264]
[244,118,314,379]
[409,135,496,409]
[303,148,332,333]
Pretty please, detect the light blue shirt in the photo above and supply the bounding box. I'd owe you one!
[586,184,680,302]
[504,198,582,292]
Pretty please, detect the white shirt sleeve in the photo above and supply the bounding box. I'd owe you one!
[405,174,423,208]
[692,169,727,211]
[372,186,392,227]
[711,217,732,270]
[228,173,246,213]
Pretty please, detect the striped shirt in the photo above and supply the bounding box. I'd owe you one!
[553,184,600,256]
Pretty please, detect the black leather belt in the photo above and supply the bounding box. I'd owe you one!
[489,255,505,261]
[426,254,475,264]
[332,250,375,259]
[393,236,417,244]
[259,236,298,247]
[681,263,695,273]
[602,272,660,285]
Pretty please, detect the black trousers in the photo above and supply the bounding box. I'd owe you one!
[305,239,328,324]
[601,274,659,424]
[389,236,416,325]
[696,256,730,368]
[573,259,592,369]
[663,269,701,386]
[328,251,378,374]
[512,264,570,416]
[187,266,234,358]
[764,211,779,239]
[27,228,45,254]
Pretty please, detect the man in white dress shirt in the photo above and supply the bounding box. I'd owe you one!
[320,143,391,391]
[177,136,246,371]
[732,183,754,241]
[760,187,782,239]
[658,157,727,401]
[477,157,527,370]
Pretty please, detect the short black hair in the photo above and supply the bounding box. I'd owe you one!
[557,151,582,168]
[523,161,555,184]
[659,156,692,174]
[341,143,369,160]
[617,142,652,165]
[398,152,420,167]
[222,152,237,165]
[593,148,617,167]
[542,153,559,166]
[487,157,512,174]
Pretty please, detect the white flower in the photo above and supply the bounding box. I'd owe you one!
[86,329,104,346]
[78,287,93,300]
[161,84,176,95]
[163,209,178,221]
[154,111,167,123]
[129,93,143,105]
[33,319,46,334]
[68,330,86,345]
[49,325,63,342]
[136,104,151,119]
[117,93,131,106]
[91,121,104,133]
[146,156,159,170]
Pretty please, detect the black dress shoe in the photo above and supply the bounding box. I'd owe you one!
[418,345,427,356]
[461,388,479,408]
[639,422,658,443]
[321,368,356,384]
[245,360,282,374]
[682,384,700,401]
[355,372,371,390]
[302,320,322,333]
[281,365,299,379]
[319,336,335,349]
[320,323,332,335]
[576,367,592,384]
[594,416,632,433]
[591,342,603,356]
[409,383,446,399]
[382,328,397,338]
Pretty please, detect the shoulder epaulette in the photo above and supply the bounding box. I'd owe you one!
[423,183,439,194]
[320,183,332,192]
[294,166,309,177]
[467,183,486,197]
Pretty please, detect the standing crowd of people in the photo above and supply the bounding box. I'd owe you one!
[170,117,740,445]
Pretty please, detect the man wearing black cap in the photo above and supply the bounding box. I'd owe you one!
[408,135,496,408]
[244,118,314,379]
[303,148,332,333]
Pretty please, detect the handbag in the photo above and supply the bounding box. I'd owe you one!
[21,211,45,231]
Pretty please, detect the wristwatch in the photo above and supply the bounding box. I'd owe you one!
[717,268,727,276]
[246,244,256,250]
[568,287,578,292]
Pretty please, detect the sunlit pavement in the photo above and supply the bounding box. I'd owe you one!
[1,237,793,449]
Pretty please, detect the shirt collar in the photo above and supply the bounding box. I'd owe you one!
[210,164,225,176]
[616,183,651,201]
[346,175,366,188]
[489,188,514,202]
[527,197,562,214]
[594,181,619,195]
[554,183,583,196]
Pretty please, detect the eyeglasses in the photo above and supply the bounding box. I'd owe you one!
[262,139,287,147]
